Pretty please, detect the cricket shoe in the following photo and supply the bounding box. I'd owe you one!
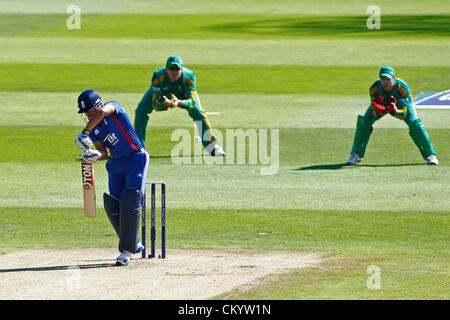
[135,241,144,253]
[135,236,144,253]
[426,155,439,165]
[211,146,226,157]
[116,251,133,266]
[346,153,363,165]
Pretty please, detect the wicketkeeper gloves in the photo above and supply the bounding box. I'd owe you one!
[371,95,387,116]
[385,96,397,115]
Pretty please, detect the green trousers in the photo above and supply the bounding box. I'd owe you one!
[350,104,436,159]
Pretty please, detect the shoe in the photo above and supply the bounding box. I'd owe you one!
[135,241,144,253]
[135,236,144,253]
[116,251,133,266]
[426,155,439,165]
[211,146,226,157]
[346,153,363,165]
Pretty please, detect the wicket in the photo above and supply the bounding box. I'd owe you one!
[142,182,166,259]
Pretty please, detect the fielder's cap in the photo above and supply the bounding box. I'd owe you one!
[166,55,183,69]
[379,66,395,79]
[77,89,102,114]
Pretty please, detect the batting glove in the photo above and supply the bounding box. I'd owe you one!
[80,149,102,164]
[75,129,92,151]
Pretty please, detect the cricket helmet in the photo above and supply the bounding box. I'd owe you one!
[77,89,102,114]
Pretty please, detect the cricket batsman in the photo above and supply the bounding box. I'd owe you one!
[346,66,439,165]
[134,55,225,156]
[75,90,149,266]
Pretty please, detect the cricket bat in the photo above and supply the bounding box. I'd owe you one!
[81,161,96,217]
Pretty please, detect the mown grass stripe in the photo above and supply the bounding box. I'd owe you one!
[1,126,448,167]
[1,0,447,15]
[1,63,449,94]
[2,14,448,39]
[2,38,448,66]
[0,207,447,252]
[2,92,449,130]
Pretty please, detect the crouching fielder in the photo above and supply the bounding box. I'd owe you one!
[75,90,149,266]
[134,55,225,156]
[347,66,438,165]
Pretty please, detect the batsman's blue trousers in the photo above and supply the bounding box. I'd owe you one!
[106,149,149,200]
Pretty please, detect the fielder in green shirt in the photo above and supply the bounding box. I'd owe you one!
[347,66,438,165]
[134,56,225,156]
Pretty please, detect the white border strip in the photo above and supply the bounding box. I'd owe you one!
[414,105,450,109]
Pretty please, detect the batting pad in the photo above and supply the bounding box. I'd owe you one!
[103,193,120,237]
[119,188,142,253]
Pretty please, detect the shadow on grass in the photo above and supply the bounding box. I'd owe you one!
[75,154,204,161]
[294,162,427,170]
[150,154,204,159]
[208,15,450,38]
[0,263,115,273]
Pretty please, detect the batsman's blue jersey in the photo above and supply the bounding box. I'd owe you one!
[89,101,144,159]
[89,101,148,199]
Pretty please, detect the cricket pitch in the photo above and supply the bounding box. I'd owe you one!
[0,248,322,300]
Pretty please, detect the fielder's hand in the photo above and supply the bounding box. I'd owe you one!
[162,96,176,110]
[75,129,92,151]
[170,94,183,108]
[80,149,102,164]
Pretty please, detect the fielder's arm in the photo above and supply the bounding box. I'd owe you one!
[149,73,175,111]
[179,74,197,110]
[391,89,411,120]
[165,74,197,110]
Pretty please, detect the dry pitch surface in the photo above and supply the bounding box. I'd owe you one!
[0,248,322,299]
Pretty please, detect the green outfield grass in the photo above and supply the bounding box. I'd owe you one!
[0,0,448,15]
[2,13,449,39]
[2,38,449,66]
[0,0,448,300]
[1,64,449,94]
